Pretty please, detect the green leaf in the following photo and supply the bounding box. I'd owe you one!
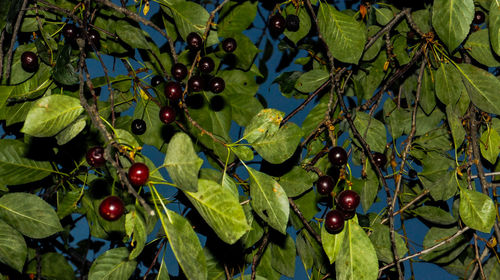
[295,69,329,93]
[247,167,289,234]
[278,166,318,197]
[321,218,345,263]
[375,7,393,25]
[483,256,500,279]
[489,1,500,56]
[21,95,84,137]
[116,20,151,50]
[384,100,411,139]
[0,139,53,185]
[115,129,139,148]
[464,29,500,67]
[459,63,500,114]
[369,223,408,264]
[156,260,170,280]
[26,252,75,280]
[432,0,474,51]
[53,44,79,85]
[0,219,27,272]
[271,234,296,277]
[125,210,147,260]
[5,44,36,84]
[88,248,136,280]
[164,132,203,192]
[243,108,283,143]
[435,63,465,106]
[252,123,303,164]
[420,227,470,263]
[336,220,378,280]
[413,206,457,225]
[317,2,366,64]
[363,26,384,61]
[56,116,87,145]
[231,145,254,162]
[419,68,436,114]
[352,111,387,153]
[459,188,496,233]
[57,189,83,219]
[218,33,260,70]
[446,105,466,150]
[217,1,257,37]
[133,100,165,150]
[351,166,379,213]
[283,6,312,44]
[160,209,207,280]
[0,193,63,239]
[184,179,250,244]
[480,126,500,164]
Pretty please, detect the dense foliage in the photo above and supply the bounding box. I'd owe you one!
[0,0,499,279]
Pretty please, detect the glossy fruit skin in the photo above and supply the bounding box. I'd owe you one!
[222,38,237,52]
[328,146,347,166]
[164,81,182,100]
[188,76,204,92]
[373,152,387,168]
[131,119,147,135]
[21,51,39,72]
[209,77,225,93]
[159,106,176,124]
[151,75,164,87]
[337,190,360,212]
[269,13,286,35]
[128,162,149,186]
[325,210,345,234]
[99,196,125,221]
[171,63,188,80]
[316,175,335,195]
[63,23,78,41]
[473,10,485,25]
[86,146,106,167]
[88,29,100,47]
[187,32,203,51]
[199,57,215,73]
[286,14,300,32]
[340,209,356,220]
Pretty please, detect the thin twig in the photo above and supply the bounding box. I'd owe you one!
[251,230,270,280]
[380,189,430,225]
[468,238,492,280]
[5,0,29,80]
[364,8,409,51]
[143,241,166,279]
[289,198,322,244]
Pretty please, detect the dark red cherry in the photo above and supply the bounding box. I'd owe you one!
[473,10,485,25]
[86,146,106,167]
[199,57,215,73]
[88,29,100,47]
[151,75,164,87]
[131,119,147,135]
[99,196,125,221]
[328,146,347,166]
[373,152,387,168]
[325,210,345,234]
[128,162,149,186]
[340,209,356,220]
[187,32,203,51]
[63,23,78,42]
[188,76,204,92]
[316,175,335,195]
[222,38,237,52]
[337,190,360,212]
[21,51,39,72]
[209,77,225,93]
[209,95,225,111]
[171,63,188,80]
[164,81,182,100]
[159,106,176,124]
[286,14,300,32]
[269,13,286,35]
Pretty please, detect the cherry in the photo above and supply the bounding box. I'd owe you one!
[325,210,345,234]
[340,209,356,220]
[187,32,203,51]
[198,57,215,73]
[128,162,149,186]
[171,63,187,80]
[21,51,38,72]
[188,76,204,92]
[372,152,387,168]
[337,190,360,212]
[286,14,300,32]
[99,196,125,221]
[159,106,176,124]
[63,23,78,42]
[86,146,106,167]
[164,81,182,100]
[409,169,418,179]
[328,146,347,166]
[151,75,164,87]
[269,13,286,35]
[88,29,100,48]
[316,175,335,195]
[209,95,225,111]
[222,38,237,52]
[131,119,147,135]
[473,10,485,25]
[209,77,225,93]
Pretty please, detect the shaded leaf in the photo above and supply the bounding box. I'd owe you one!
[0,219,27,272]
[164,133,203,192]
[88,247,136,280]
[432,0,474,51]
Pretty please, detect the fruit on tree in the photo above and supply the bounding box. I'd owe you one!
[164,81,182,100]
[88,29,100,47]
[409,169,418,179]
[222,38,237,52]
[128,162,149,186]
[188,76,204,92]
[21,51,39,72]
[62,23,78,42]
[86,146,106,167]
[337,190,360,212]
[199,56,215,73]
[269,13,286,34]
[131,119,147,135]
[473,10,485,25]
[316,175,335,195]
[99,196,125,221]
[209,77,225,93]
[328,146,347,166]
[187,32,203,51]
[340,209,356,220]
[373,152,387,168]
[286,14,300,32]
[151,75,164,87]
[325,209,345,234]
[171,63,188,80]
[159,106,176,124]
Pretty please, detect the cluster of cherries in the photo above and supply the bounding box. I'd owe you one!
[269,13,300,35]
[131,32,237,136]
[86,146,150,222]
[318,146,387,234]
